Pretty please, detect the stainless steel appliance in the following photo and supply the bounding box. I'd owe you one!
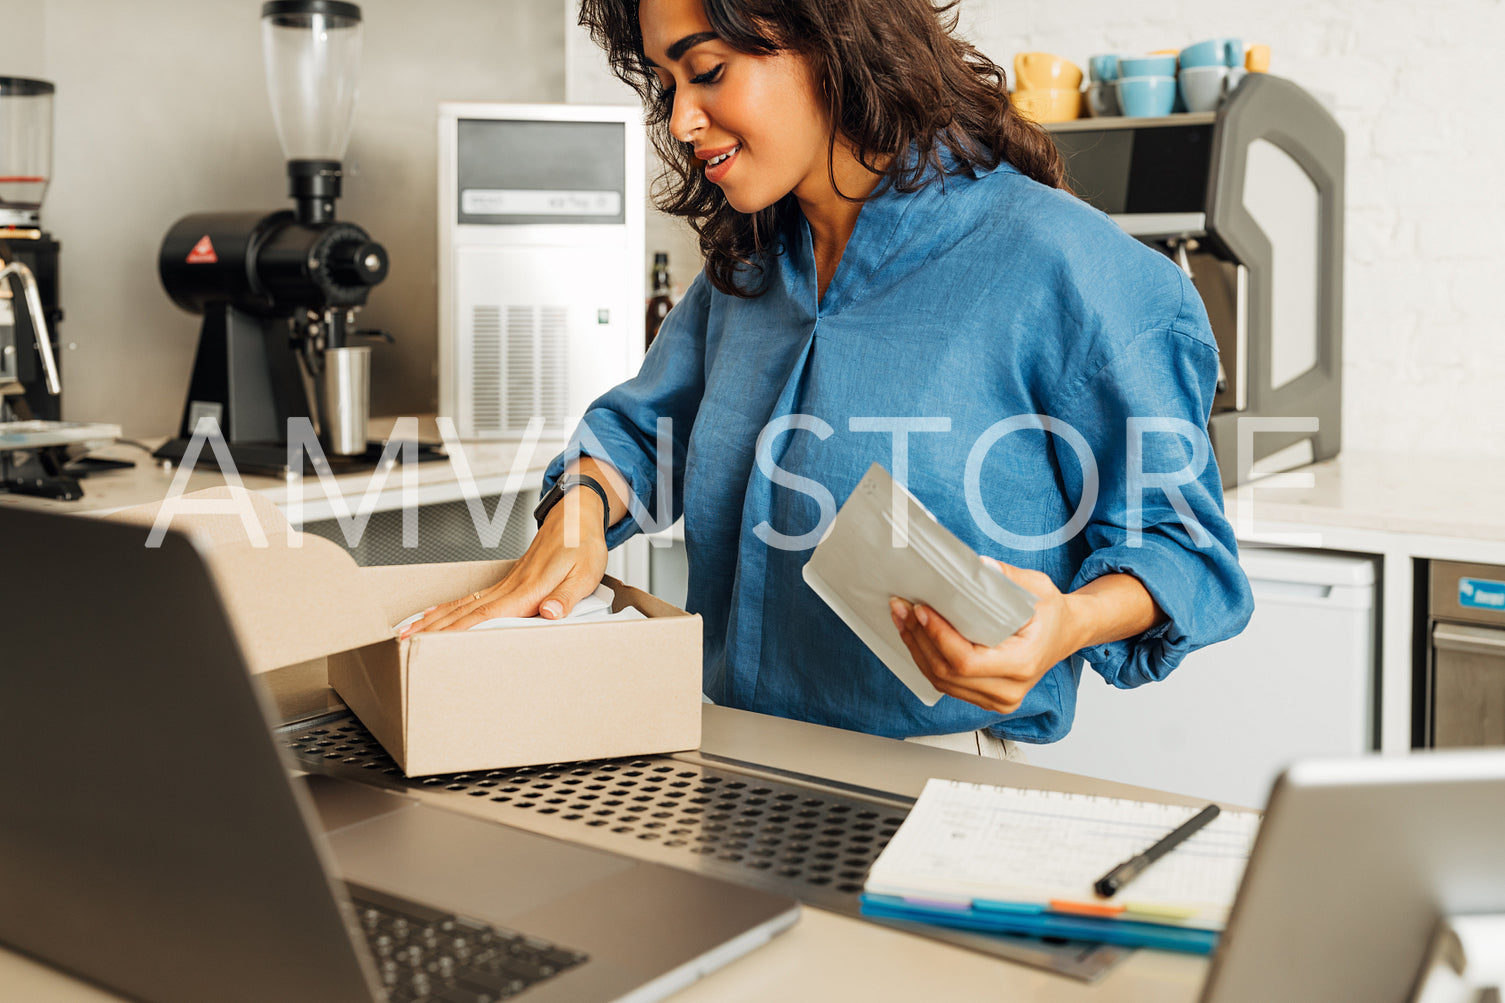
[0,77,124,500]
[1044,74,1345,486]
[0,77,64,426]
[154,1,423,476]
[1424,560,1505,747]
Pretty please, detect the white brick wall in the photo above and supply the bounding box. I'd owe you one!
[565,15,706,303]
[959,0,1505,460]
[575,1,1505,462]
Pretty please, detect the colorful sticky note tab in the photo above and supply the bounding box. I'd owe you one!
[970,898,1048,915]
[1122,902,1201,922]
[1049,899,1126,918]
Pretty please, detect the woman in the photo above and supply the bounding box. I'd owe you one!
[408,0,1254,759]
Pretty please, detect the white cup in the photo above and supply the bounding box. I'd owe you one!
[1085,81,1120,117]
[1178,65,1229,113]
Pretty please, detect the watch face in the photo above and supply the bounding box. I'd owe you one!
[533,483,564,527]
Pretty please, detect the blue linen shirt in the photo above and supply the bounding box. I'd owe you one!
[544,159,1254,744]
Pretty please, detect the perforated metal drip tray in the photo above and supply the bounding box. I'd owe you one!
[280,711,1129,982]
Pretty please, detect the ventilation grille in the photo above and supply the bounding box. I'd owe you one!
[504,306,536,432]
[285,716,899,899]
[468,304,571,437]
[538,306,568,429]
[469,306,502,432]
[301,492,536,565]
[279,712,1129,980]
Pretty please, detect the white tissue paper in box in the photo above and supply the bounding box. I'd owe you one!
[393,584,645,636]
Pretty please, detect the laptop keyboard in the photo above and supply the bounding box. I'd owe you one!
[348,883,588,1002]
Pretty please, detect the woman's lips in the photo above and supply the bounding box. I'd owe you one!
[705,145,740,184]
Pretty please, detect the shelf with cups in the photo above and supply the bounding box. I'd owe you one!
[1042,110,1217,132]
[1012,39,1269,124]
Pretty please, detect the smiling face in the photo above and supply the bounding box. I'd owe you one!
[639,0,832,214]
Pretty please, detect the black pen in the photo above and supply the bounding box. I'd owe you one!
[1094,804,1221,898]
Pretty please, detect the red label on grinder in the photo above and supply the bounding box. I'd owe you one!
[186,236,218,264]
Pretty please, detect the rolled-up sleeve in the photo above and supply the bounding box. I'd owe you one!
[1058,323,1254,688]
[542,272,711,549]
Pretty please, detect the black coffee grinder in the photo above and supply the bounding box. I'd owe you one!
[156,0,415,475]
[0,77,64,426]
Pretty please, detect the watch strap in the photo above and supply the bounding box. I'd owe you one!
[534,473,612,536]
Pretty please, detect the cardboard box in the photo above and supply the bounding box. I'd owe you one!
[110,487,703,775]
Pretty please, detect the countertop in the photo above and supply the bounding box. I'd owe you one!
[1226,449,1505,546]
[9,436,1499,755]
[9,439,1499,544]
[0,703,1213,1003]
[0,417,565,520]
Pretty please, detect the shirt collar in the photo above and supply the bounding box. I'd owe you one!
[795,148,1020,316]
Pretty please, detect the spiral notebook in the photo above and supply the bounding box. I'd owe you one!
[861,779,1262,953]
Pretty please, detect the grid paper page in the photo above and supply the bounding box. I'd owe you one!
[865,780,1261,924]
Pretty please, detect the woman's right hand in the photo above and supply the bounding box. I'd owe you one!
[399,487,611,637]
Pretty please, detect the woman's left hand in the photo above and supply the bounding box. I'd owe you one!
[889,557,1083,716]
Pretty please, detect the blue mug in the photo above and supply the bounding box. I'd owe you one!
[1117,75,1178,118]
[1179,37,1244,69]
[1089,53,1122,83]
[1118,54,1178,78]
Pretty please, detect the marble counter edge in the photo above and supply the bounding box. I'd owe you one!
[0,433,570,519]
[1224,451,1505,548]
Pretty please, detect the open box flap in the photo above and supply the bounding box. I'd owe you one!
[354,560,516,623]
[605,576,686,618]
[107,487,394,674]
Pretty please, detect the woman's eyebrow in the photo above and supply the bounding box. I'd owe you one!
[643,30,719,67]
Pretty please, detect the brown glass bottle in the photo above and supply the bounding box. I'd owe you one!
[645,251,673,351]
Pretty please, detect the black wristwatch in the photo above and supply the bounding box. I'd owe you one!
[534,474,612,536]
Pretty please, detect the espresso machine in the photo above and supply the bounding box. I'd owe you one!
[156,0,417,475]
[1045,73,1345,486]
[0,77,121,500]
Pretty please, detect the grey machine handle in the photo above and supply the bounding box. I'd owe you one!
[0,259,60,395]
[1433,622,1505,658]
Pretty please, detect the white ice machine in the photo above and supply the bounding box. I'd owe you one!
[438,103,645,440]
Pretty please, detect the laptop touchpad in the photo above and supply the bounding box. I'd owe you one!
[326,803,634,923]
[301,775,417,833]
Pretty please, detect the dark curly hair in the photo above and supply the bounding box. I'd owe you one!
[579,0,1066,297]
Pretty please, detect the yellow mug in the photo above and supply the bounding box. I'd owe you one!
[1014,52,1083,91]
[1245,44,1271,73]
[1011,87,1084,123]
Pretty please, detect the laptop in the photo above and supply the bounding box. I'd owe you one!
[0,506,799,1003]
[1201,748,1505,1002]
